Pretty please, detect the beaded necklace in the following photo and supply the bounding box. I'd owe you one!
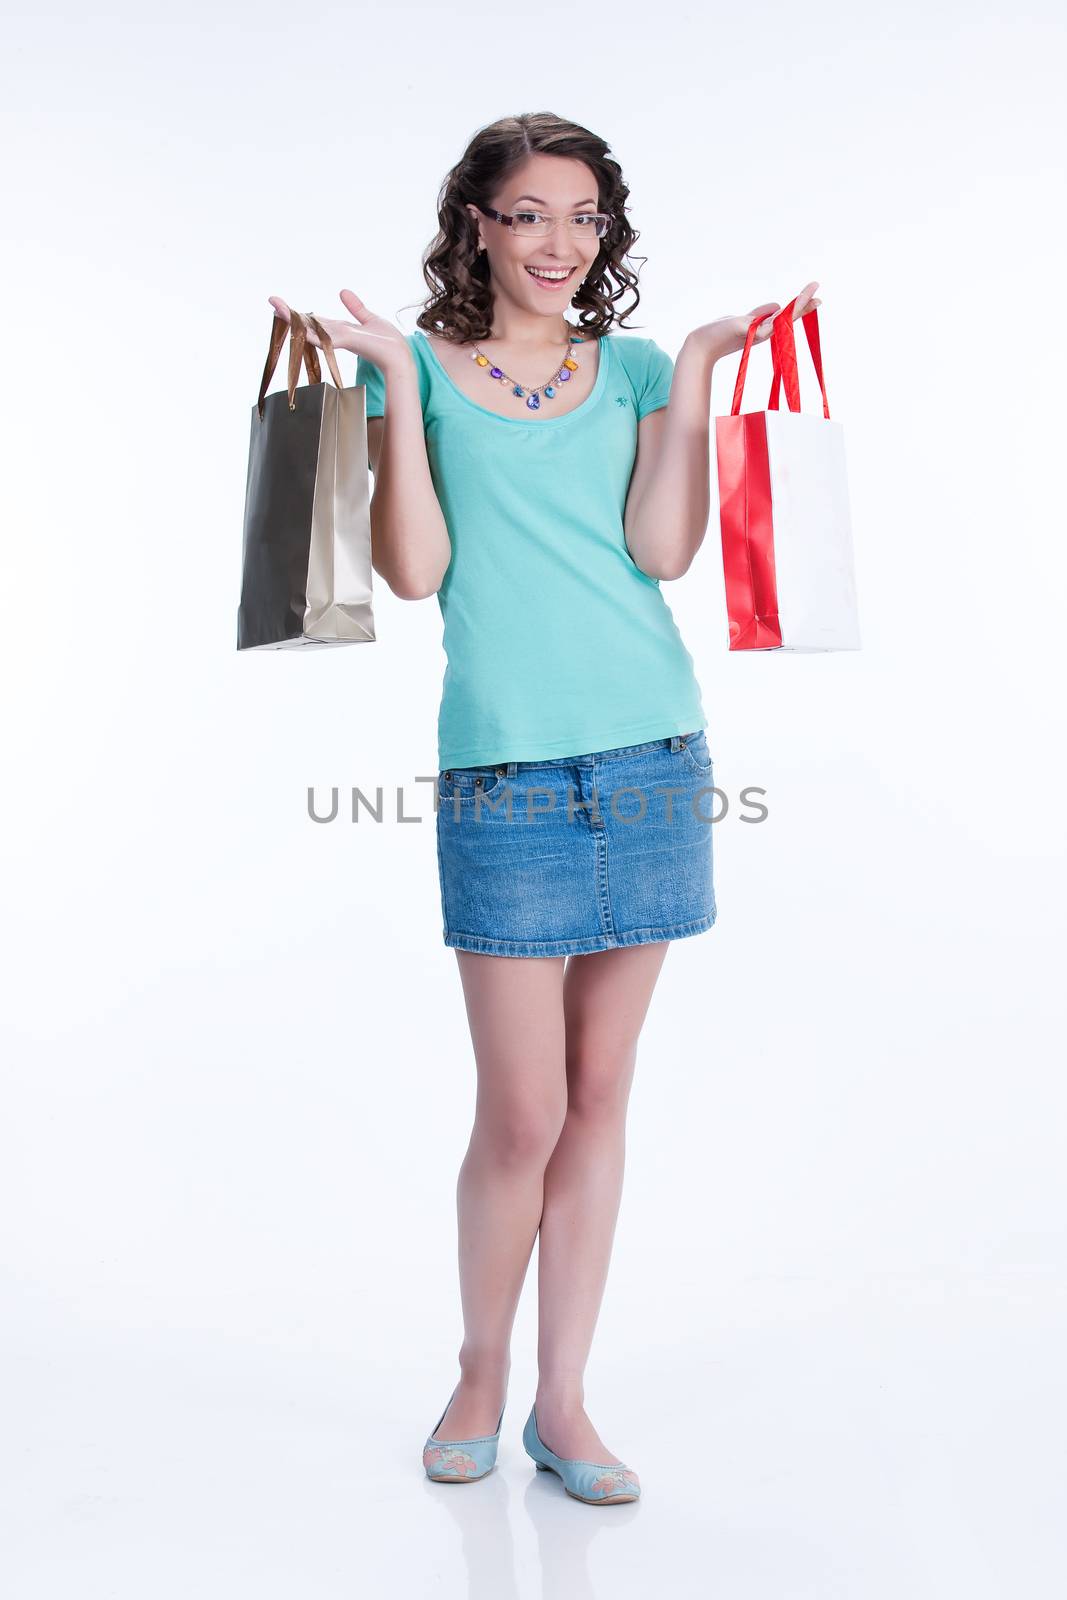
[468,334,587,411]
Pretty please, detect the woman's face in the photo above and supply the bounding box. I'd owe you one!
[466,154,604,321]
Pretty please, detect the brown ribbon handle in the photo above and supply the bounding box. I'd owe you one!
[256,310,345,418]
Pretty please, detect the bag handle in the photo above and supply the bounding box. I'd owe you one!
[257,311,317,417]
[727,295,831,420]
[256,309,345,419]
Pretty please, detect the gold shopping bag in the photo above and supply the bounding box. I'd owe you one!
[237,310,375,650]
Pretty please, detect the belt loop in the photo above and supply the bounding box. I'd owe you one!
[670,734,682,752]
[507,760,517,778]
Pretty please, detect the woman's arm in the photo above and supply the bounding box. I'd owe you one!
[623,283,822,581]
[365,354,452,600]
[623,334,719,582]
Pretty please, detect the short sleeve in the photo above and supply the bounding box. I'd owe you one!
[354,336,431,421]
[637,339,674,418]
[355,351,387,418]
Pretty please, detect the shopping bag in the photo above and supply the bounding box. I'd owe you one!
[237,309,375,650]
[714,295,861,652]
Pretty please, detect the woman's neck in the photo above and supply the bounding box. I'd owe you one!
[485,306,571,348]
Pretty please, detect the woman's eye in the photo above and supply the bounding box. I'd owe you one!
[515,212,541,224]
[572,215,596,226]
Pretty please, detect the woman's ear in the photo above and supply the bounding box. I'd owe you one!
[464,203,484,252]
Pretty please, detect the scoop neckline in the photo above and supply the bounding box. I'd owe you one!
[414,329,609,427]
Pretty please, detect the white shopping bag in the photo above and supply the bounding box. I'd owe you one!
[714,296,861,652]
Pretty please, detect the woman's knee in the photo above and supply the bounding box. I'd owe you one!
[564,1042,638,1119]
[473,1093,568,1167]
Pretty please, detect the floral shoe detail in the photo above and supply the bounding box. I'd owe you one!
[422,1385,507,1483]
[590,1467,642,1497]
[422,1443,481,1477]
[522,1404,642,1504]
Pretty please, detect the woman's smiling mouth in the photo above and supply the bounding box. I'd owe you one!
[524,265,578,289]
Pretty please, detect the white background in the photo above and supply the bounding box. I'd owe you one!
[2,1,1065,1594]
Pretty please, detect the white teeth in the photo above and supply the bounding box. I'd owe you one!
[526,266,573,280]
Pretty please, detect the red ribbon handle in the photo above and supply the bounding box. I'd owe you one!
[727,295,830,419]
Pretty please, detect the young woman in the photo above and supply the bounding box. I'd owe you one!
[270,112,818,1506]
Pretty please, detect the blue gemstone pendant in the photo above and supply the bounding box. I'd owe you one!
[526,392,540,409]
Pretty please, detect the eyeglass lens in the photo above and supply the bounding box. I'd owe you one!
[511,215,608,238]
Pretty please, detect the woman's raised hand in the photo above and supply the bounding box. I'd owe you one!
[267,290,412,374]
[690,281,823,362]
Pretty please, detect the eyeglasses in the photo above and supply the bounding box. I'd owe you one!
[477,204,612,239]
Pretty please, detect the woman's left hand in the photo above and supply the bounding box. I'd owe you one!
[687,280,822,361]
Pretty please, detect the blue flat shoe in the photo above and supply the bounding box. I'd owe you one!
[523,1404,641,1504]
[422,1385,507,1483]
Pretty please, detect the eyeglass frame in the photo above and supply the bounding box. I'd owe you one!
[476,204,613,239]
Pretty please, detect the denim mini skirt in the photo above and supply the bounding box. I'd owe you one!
[435,730,717,958]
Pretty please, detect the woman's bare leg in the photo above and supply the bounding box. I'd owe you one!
[431,950,570,1442]
[533,940,670,1462]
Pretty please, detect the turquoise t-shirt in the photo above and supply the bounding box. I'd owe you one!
[355,329,707,769]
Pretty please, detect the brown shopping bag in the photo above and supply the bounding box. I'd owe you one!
[237,309,375,650]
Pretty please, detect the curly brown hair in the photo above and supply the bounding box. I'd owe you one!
[411,112,649,345]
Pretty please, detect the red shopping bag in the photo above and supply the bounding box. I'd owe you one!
[715,295,861,652]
